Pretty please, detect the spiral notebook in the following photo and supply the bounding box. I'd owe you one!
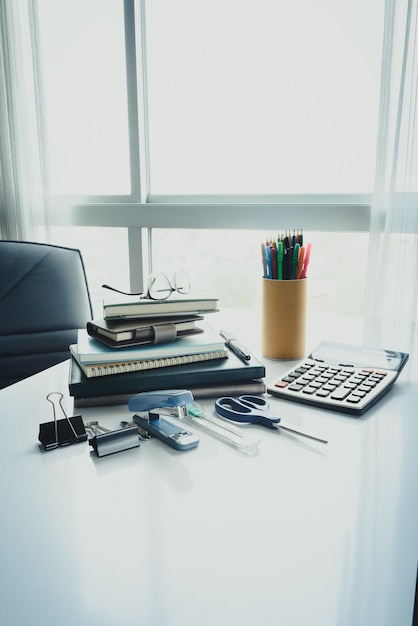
[69,344,228,378]
[68,347,266,399]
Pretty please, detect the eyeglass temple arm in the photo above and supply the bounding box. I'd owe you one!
[102,284,145,296]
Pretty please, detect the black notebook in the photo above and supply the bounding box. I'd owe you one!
[68,348,265,399]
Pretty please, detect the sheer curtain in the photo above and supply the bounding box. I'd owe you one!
[364,0,418,381]
[0,0,49,241]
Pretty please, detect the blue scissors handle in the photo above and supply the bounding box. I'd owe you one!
[215,395,281,429]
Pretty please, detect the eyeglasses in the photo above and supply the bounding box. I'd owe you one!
[102,270,191,301]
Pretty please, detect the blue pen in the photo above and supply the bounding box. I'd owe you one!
[261,243,268,278]
[265,244,272,279]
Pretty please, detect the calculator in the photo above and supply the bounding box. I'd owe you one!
[267,341,409,415]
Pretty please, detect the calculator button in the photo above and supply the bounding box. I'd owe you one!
[344,382,358,390]
[351,389,367,398]
[302,387,317,395]
[288,383,304,392]
[346,395,362,404]
[322,383,337,391]
[316,376,330,384]
[282,376,296,383]
[334,374,349,382]
[362,381,377,389]
[310,381,323,389]
[329,379,342,387]
[330,387,352,401]
[274,380,288,388]
[316,389,330,397]
[303,373,317,381]
[299,377,313,385]
[357,385,372,393]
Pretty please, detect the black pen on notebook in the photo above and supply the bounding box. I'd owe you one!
[220,330,251,363]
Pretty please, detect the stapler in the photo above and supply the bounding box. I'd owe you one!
[128,390,200,451]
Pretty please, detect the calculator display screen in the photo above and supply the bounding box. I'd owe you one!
[310,341,408,372]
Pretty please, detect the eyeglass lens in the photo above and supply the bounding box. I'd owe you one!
[148,270,191,300]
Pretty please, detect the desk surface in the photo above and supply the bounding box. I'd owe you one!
[0,320,417,626]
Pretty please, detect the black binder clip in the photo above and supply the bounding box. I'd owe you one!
[85,420,140,457]
[38,392,87,451]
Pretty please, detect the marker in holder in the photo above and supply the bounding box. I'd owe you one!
[38,392,87,450]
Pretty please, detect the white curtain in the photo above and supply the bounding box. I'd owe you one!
[0,0,49,241]
[364,0,418,381]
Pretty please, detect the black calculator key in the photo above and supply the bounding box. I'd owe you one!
[288,383,304,392]
[282,376,296,383]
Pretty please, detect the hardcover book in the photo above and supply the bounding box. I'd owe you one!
[68,348,266,398]
[76,321,225,364]
[87,315,204,348]
[73,379,266,407]
[103,296,219,320]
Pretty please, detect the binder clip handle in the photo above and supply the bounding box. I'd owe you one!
[38,392,87,450]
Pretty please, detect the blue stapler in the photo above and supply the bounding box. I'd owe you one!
[128,390,199,451]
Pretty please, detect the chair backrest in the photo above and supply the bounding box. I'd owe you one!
[0,240,93,389]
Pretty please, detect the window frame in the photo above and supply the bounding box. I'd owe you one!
[47,0,373,293]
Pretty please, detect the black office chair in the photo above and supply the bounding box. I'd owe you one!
[0,240,93,389]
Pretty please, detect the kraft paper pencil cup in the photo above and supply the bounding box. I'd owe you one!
[261,278,307,359]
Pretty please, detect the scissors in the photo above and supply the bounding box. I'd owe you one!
[215,395,328,444]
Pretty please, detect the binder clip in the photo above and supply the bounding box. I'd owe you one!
[85,420,140,457]
[38,392,87,450]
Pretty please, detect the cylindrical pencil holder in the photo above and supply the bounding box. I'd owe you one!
[261,278,307,360]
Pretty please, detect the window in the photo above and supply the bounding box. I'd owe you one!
[37,0,384,320]
[38,0,130,195]
[145,0,383,196]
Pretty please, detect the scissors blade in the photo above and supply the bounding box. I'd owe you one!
[274,424,328,445]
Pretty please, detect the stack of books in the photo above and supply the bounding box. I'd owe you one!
[69,295,266,407]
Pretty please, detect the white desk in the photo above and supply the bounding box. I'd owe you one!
[0,346,417,626]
